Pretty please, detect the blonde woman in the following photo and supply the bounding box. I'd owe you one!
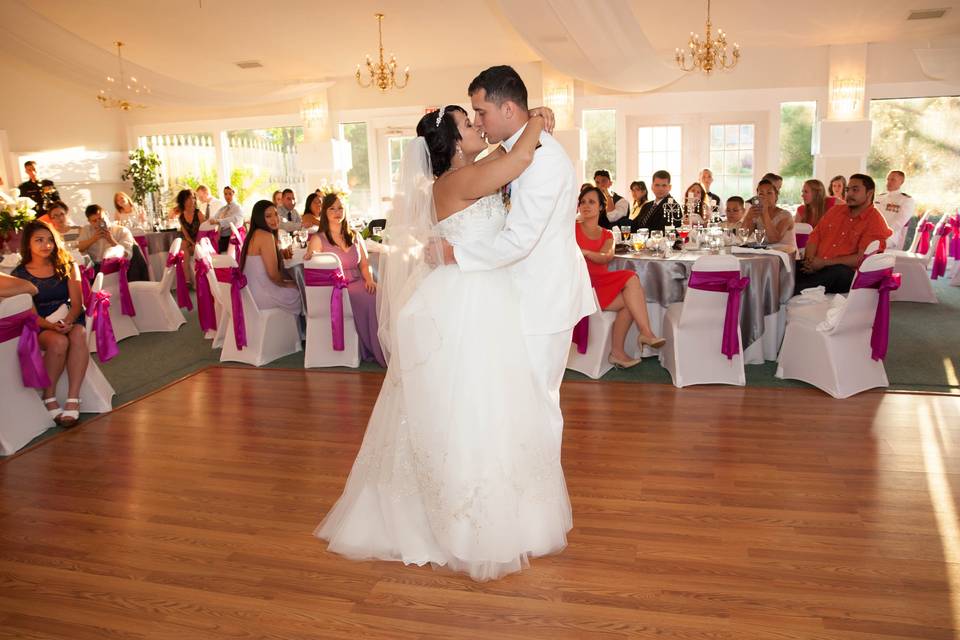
[113,191,144,227]
[796,179,828,227]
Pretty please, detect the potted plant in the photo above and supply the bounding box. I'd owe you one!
[121,148,163,222]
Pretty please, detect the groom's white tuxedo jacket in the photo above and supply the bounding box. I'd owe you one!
[454,124,597,336]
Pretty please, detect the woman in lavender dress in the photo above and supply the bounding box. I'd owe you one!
[305,193,385,366]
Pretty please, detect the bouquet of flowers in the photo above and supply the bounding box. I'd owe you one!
[0,189,37,235]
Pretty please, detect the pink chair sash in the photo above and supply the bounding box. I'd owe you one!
[214,267,248,350]
[931,225,951,280]
[572,315,589,354]
[85,290,119,362]
[948,214,960,260]
[165,250,193,310]
[100,257,136,316]
[229,226,246,253]
[795,233,810,249]
[0,309,51,388]
[194,258,217,333]
[687,269,750,359]
[851,267,901,361]
[79,264,95,308]
[915,221,934,255]
[304,267,348,351]
[197,229,219,253]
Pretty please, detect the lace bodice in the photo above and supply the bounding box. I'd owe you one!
[434,194,506,245]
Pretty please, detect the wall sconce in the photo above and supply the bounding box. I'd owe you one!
[543,83,574,130]
[300,96,330,135]
[829,76,865,120]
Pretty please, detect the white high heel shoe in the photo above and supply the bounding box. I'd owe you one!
[43,397,63,424]
[60,398,81,427]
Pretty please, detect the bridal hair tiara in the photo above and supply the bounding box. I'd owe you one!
[435,104,453,127]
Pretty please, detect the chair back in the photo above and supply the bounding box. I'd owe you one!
[198,236,216,257]
[863,239,882,257]
[157,237,182,294]
[906,211,929,253]
[830,253,896,335]
[303,253,348,319]
[0,292,33,317]
[91,272,105,294]
[103,244,126,261]
[679,254,741,328]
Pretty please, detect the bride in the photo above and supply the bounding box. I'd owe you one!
[314,105,573,581]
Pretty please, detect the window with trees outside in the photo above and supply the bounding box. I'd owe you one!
[868,96,960,215]
[709,123,754,201]
[778,102,816,204]
[583,109,616,183]
[637,125,682,195]
[339,122,371,217]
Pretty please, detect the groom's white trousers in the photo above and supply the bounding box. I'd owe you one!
[524,330,571,456]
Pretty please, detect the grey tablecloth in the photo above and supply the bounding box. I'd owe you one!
[609,250,794,351]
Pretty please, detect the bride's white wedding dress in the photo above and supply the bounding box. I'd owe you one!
[315,194,572,581]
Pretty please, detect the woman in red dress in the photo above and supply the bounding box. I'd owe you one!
[576,186,665,369]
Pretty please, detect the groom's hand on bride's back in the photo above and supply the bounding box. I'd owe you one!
[426,237,457,267]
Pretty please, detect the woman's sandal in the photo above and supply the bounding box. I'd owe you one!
[43,397,63,424]
[638,335,666,350]
[60,398,81,427]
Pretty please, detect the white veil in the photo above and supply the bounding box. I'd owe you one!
[375,137,437,365]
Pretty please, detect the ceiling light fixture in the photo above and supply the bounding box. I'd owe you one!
[675,0,740,75]
[97,41,149,111]
[356,13,410,92]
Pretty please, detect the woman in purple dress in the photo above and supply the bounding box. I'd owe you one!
[305,193,385,366]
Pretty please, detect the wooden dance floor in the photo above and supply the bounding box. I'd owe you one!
[1,367,959,639]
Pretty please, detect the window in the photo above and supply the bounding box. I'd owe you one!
[225,126,304,206]
[139,133,217,204]
[583,109,616,182]
[778,102,816,203]
[868,96,960,214]
[637,125,682,194]
[340,122,371,217]
[388,134,414,195]
[708,124,754,200]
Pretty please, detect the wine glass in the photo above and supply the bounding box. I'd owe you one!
[619,225,631,243]
[650,230,664,257]
[755,227,766,245]
[737,227,749,246]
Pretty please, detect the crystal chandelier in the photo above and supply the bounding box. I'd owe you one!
[356,13,410,92]
[97,41,150,110]
[675,0,740,75]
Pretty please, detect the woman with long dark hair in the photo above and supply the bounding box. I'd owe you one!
[239,200,301,315]
[301,192,323,229]
[305,193,384,366]
[11,221,88,426]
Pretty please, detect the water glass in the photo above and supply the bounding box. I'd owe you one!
[650,230,664,257]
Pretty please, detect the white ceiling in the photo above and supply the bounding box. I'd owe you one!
[4,0,960,96]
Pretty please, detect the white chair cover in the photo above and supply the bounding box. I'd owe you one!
[0,294,54,455]
[194,239,222,341]
[887,215,944,304]
[213,253,301,367]
[659,254,746,387]
[128,237,187,333]
[303,253,361,369]
[794,222,813,259]
[565,291,616,379]
[776,253,895,398]
[96,246,140,343]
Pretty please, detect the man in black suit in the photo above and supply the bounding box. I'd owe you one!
[633,169,676,232]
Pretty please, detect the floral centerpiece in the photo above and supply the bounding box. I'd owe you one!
[0,189,37,253]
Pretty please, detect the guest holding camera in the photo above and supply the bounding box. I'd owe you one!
[77,204,135,267]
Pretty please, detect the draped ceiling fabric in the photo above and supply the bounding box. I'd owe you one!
[0,0,331,108]
[914,38,960,84]
[497,0,683,93]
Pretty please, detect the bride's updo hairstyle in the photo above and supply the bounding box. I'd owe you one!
[416,105,468,177]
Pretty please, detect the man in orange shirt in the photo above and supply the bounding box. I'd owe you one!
[794,173,892,295]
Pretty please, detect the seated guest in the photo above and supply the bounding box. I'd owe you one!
[742,179,796,252]
[77,204,135,266]
[0,271,38,298]
[634,170,675,232]
[239,200,301,315]
[594,169,628,229]
[11,221,88,427]
[113,191,144,227]
[211,185,244,253]
[723,196,746,228]
[628,180,648,217]
[576,186,664,369]
[699,168,721,210]
[301,192,323,229]
[195,185,224,221]
[829,175,847,201]
[682,182,709,225]
[276,189,301,231]
[271,190,283,209]
[795,179,828,227]
[173,189,205,258]
[746,172,783,207]
[795,173,892,294]
[875,170,916,250]
[305,193,385,367]
[43,201,80,243]
[18,160,60,215]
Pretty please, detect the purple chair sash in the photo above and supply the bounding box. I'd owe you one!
[0,308,51,389]
[572,315,589,354]
[100,257,136,316]
[194,258,217,333]
[915,221,934,255]
[79,264,95,308]
[165,250,193,310]
[795,233,810,249]
[85,290,119,362]
[851,267,901,361]
[214,267,248,350]
[197,229,219,253]
[304,267,348,351]
[931,225,951,280]
[948,214,960,260]
[687,269,750,359]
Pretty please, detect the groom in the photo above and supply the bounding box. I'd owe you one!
[441,65,596,453]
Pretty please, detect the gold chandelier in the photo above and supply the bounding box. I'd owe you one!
[675,0,741,75]
[356,13,410,92]
[97,41,150,110]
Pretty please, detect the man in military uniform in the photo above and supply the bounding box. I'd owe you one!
[17,160,60,215]
[875,170,915,250]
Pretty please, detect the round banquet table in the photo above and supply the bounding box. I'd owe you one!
[608,248,795,363]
